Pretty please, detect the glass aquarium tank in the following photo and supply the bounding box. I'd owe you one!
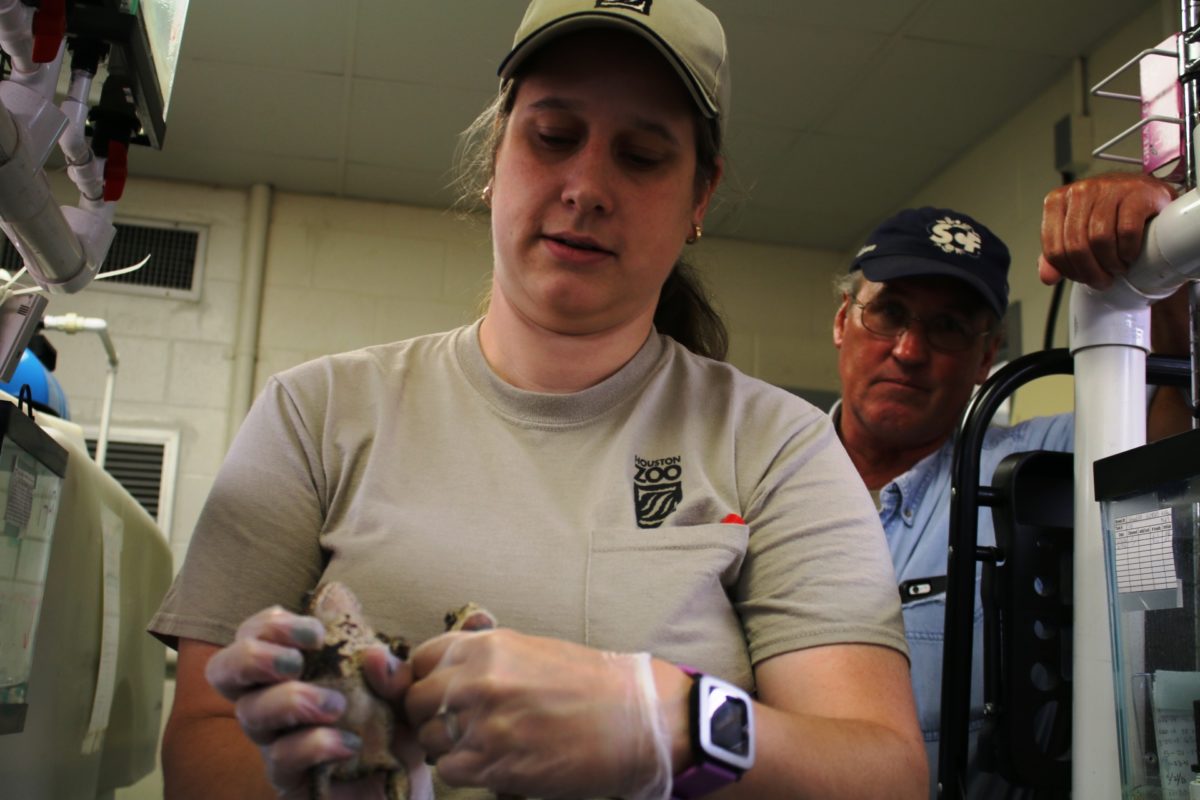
[1097,427,1200,800]
[0,405,66,735]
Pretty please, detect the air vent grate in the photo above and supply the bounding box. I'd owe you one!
[84,438,165,521]
[1,217,206,300]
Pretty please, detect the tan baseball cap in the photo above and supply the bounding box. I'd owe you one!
[498,0,731,137]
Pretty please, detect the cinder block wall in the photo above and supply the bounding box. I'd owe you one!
[255,194,848,407]
[40,177,247,570]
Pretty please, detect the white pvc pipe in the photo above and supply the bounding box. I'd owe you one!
[11,38,65,101]
[0,42,113,296]
[226,183,271,448]
[96,362,115,469]
[0,81,89,289]
[59,70,104,203]
[1070,281,1152,798]
[42,313,119,469]
[0,162,86,287]
[0,92,18,161]
[0,0,35,75]
[1125,185,1200,297]
[61,71,92,136]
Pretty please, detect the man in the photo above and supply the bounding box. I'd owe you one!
[831,172,1192,798]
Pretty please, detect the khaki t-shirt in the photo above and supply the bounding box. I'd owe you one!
[151,321,903,698]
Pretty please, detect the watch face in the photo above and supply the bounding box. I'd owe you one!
[709,690,750,755]
[696,675,755,772]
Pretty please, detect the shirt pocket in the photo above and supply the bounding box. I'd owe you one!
[585,523,749,679]
[903,587,987,741]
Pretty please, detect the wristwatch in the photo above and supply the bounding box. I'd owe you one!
[670,666,756,799]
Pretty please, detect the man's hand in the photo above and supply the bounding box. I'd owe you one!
[1039,172,1177,289]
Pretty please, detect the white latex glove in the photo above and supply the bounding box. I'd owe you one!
[204,604,425,799]
[406,628,673,800]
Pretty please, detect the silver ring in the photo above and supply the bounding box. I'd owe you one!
[440,709,461,744]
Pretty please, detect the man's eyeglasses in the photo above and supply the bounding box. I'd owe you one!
[850,297,992,353]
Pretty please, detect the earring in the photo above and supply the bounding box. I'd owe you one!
[686,224,703,244]
[481,182,493,206]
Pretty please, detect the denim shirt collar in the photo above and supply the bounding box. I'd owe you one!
[884,437,955,528]
[829,400,955,529]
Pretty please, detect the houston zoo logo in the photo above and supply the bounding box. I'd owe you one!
[634,454,681,528]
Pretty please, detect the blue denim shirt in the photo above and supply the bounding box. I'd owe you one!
[835,406,1074,798]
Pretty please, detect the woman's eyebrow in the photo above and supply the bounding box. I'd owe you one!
[628,116,680,146]
[529,96,577,113]
[526,96,680,146]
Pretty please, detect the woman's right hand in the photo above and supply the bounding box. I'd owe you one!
[202,605,386,799]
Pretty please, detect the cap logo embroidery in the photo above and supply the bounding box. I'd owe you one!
[856,243,877,258]
[928,217,983,257]
[595,0,652,14]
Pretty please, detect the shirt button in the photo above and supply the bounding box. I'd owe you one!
[902,507,914,521]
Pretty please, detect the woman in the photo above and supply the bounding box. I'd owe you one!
[153,1,926,798]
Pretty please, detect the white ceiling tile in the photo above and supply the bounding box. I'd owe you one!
[342,162,460,209]
[353,0,525,87]
[178,0,350,74]
[705,0,927,35]
[908,0,1155,56]
[714,200,860,250]
[345,79,493,168]
[720,123,804,203]
[712,132,953,249]
[723,18,890,129]
[131,146,343,197]
[162,60,346,159]
[818,38,1066,148]
[112,0,1165,251]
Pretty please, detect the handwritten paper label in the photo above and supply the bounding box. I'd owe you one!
[1115,508,1176,594]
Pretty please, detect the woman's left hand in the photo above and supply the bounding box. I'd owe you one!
[405,629,674,799]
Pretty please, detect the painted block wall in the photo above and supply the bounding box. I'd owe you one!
[254,194,493,388]
[895,2,1173,422]
[41,175,247,571]
[255,191,847,401]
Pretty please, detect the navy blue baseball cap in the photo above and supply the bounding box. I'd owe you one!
[850,207,1011,317]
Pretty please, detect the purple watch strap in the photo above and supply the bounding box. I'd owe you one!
[670,761,740,800]
[670,665,741,800]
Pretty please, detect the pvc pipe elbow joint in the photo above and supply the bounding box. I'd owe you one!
[1069,280,1152,355]
[1126,187,1200,297]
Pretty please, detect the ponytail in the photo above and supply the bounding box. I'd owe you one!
[654,262,728,361]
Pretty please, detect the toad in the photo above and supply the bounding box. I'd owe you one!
[301,582,498,800]
[302,581,413,800]
[445,601,499,633]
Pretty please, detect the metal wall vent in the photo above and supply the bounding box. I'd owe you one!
[82,427,180,533]
[84,438,164,519]
[1,217,207,301]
